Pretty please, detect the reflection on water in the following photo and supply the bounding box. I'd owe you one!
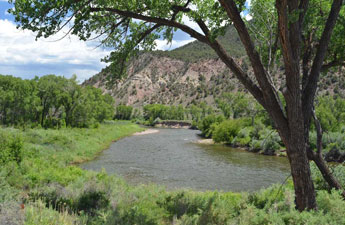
[81,128,290,192]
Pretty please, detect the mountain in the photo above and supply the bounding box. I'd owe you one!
[84,27,345,106]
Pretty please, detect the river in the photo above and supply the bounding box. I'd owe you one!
[82,128,290,192]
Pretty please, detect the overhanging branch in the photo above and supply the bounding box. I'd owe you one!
[89,7,208,44]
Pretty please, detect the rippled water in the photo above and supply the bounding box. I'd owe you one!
[82,128,290,192]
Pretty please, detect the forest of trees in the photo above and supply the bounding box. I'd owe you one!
[0,75,114,128]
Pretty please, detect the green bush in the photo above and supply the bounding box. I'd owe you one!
[0,131,23,164]
[212,119,247,144]
[232,127,253,146]
[198,114,225,138]
[76,191,109,215]
[115,105,133,120]
[249,128,282,154]
[260,130,282,152]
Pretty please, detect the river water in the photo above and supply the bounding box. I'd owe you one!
[82,128,290,192]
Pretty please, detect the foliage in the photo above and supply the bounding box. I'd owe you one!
[253,128,282,153]
[143,104,185,123]
[115,105,133,120]
[216,92,258,119]
[213,119,248,144]
[232,127,253,147]
[315,95,345,132]
[25,200,79,225]
[0,75,114,128]
[0,130,23,164]
[198,114,225,138]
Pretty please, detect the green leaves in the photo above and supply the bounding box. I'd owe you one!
[0,74,114,128]
[0,131,23,165]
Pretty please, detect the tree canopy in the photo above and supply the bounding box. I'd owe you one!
[0,75,114,128]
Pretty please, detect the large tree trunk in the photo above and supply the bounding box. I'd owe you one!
[280,112,317,210]
[285,133,317,210]
[280,89,317,210]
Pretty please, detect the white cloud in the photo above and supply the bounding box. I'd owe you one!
[0,19,110,81]
[181,15,202,33]
[245,14,253,21]
[154,39,194,51]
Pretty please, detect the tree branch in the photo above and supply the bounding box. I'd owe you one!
[89,7,208,44]
[219,0,288,135]
[321,60,345,72]
[312,108,323,155]
[302,0,343,132]
[298,0,310,27]
[191,13,265,107]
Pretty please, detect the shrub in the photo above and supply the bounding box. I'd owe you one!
[76,191,109,215]
[232,127,253,146]
[248,127,282,154]
[25,200,79,225]
[0,201,25,225]
[0,131,23,164]
[198,114,225,138]
[115,105,133,120]
[212,119,246,144]
[260,130,282,153]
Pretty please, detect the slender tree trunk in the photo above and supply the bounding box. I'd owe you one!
[41,109,45,127]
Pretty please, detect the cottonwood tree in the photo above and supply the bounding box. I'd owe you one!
[9,0,345,210]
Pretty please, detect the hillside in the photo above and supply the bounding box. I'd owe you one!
[84,27,345,106]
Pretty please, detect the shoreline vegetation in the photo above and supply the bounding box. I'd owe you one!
[1,121,345,224]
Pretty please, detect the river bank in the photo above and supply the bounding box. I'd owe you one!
[195,136,345,163]
[195,137,287,156]
[133,128,159,135]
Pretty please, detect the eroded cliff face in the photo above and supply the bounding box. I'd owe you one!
[85,53,247,106]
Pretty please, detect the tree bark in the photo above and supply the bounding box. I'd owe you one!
[279,96,317,210]
[284,131,317,210]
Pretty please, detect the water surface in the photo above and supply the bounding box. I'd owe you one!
[82,128,290,192]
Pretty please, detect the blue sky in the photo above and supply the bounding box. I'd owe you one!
[0,0,250,82]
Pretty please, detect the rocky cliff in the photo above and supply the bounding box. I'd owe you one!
[84,52,250,106]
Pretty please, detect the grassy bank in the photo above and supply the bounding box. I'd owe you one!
[1,122,345,225]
